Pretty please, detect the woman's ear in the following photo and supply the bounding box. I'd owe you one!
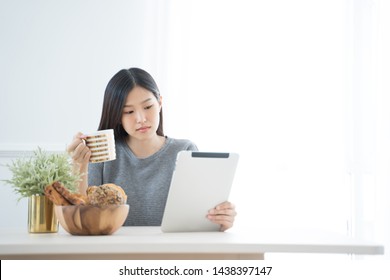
[158,95,163,110]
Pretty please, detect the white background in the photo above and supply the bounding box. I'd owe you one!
[0,0,389,262]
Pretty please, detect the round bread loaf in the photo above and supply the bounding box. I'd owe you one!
[87,183,127,206]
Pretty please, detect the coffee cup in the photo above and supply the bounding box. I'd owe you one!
[84,129,116,163]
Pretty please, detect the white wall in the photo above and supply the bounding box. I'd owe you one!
[0,0,165,149]
[164,0,390,259]
[165,0,350,233]
[0,0,167,227]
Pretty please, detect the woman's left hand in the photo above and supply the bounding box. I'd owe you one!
[207,201,236,231]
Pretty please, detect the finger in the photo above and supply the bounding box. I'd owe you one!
[207,202,236,232]
[207,214,235,231]
[208,208,237,217]
[76,144,89,161]
[82,149,92,161]
[67,132,87,153]
[72,142,90,161]
[215,201,235,211]
[207,209,236,224]
[208,214,235,223]
[220,223,233,232]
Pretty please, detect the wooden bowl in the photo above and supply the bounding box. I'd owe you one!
[54,204,129,235]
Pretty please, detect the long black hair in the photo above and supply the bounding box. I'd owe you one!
[97,68,164,140]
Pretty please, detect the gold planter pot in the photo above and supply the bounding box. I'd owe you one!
[28,195,58,233]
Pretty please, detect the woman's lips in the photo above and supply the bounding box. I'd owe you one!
[136,126,151,133]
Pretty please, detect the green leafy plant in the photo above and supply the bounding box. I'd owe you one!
[3,147,81,200]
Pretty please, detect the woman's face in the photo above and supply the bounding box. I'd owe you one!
[121,86,162,141]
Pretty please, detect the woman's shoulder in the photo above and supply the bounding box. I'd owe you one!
[166,137,198,151]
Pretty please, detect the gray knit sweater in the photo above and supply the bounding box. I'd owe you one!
[88,137,198,226]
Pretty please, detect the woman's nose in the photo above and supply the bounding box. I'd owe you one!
[135,111,146,123]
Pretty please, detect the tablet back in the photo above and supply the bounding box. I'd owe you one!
[161,151,239,232]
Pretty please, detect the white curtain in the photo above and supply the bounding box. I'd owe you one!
[160,0,389,259]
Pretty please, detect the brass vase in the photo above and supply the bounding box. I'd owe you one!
[28,195,58,233]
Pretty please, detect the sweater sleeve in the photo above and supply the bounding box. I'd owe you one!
[187,140,199,151]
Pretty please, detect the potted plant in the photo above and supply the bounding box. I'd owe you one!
[3,147,81,233]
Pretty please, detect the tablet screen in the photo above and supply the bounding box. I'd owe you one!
[161,151,239,232]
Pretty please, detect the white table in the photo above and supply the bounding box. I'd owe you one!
[0,227,384,260]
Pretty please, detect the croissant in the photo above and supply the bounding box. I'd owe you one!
[44,181,88,206]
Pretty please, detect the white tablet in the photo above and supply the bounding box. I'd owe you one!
[161,151,239,232]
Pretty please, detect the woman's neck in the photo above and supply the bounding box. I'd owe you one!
[126,135,166,158]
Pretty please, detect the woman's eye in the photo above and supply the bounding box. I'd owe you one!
[124,110,134,114]
[145,105,153,110]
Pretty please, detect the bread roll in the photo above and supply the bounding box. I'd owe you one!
[87,184,127,206]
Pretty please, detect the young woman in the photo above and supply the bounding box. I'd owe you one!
[67,68,236,231]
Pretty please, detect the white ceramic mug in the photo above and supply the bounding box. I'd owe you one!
[84,129,116,163]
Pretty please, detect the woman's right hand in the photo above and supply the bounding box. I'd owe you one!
[67,132,91,170]
[67,132,91,194]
